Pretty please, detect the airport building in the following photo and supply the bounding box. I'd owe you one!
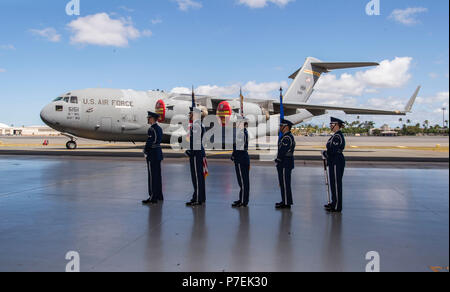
[369,124,399,136]
[0,123,60,136]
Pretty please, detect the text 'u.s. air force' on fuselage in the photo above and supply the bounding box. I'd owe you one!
[40,56,421,150]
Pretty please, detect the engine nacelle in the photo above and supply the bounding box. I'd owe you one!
[227,100,270,123]
[155,99,208,123]
[155,99,166,122]
[216,101,232,126]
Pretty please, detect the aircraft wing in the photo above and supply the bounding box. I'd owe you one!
[276,86,421,116]
[278,103,407,115]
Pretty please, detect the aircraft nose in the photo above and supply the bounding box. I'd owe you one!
[40,104,53,126]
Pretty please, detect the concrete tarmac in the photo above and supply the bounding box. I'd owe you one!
[0,156,448,272]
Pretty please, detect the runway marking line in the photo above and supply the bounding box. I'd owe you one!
[312,145,449,152]
[208,151,233,156]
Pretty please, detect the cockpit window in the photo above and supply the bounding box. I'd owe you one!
[70,96,78,104]
[63,96,69,103]
[53,97,63,102]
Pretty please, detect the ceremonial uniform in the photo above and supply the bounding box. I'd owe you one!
[275,119,296,208]
[323,117,346,212]
[231,120,250,207]
[143,112,164,204]
[186,109,206,206]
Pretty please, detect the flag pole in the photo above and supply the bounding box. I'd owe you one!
[279,87,284,139]
[240,87,244,117]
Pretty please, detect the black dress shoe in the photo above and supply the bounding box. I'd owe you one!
[186,201,195,206]
[276,204,291,209]
[327,208,341,213]
[324,204,332,209]
[275,202,284,207]
[232,201,242,208]
[142,199,158,204]
[191,202,204,207]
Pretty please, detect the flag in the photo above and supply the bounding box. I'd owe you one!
[203,157,209,179]
[191,85,196,110]
[279,87,284,139]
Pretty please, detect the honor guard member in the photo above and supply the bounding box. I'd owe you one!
[142,111,164,205]
[275,119,296,209]
[322,117,346,213]
[231,116,250,208]
[186,107,207,207]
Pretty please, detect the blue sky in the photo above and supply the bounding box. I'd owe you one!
[0,0,448,127]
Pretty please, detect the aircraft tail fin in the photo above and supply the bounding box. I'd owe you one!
[284,57,379,103]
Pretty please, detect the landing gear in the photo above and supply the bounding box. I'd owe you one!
[61,133,78,150]
[66,141,77,150]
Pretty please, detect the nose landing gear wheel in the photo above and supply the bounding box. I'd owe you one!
[66,141,77,150]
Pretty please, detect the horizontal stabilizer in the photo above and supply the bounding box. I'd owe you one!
[289,62,379,79]
[311,62,379,71]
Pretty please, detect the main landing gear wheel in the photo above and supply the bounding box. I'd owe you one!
[66,141,77,150]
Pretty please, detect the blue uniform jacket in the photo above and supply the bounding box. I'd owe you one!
[187,120,206,158]
[144,123,163,161]
[325,130,345,163]
[232,128,249,164]
[276,131,296,169]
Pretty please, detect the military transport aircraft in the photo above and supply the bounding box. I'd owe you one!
[40,57,420,149]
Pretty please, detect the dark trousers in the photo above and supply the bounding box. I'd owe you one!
[328,160,345,212]
[190,154,206,203]
[234,162,250,205]
[277,166,293,205]
[147,159,163,201]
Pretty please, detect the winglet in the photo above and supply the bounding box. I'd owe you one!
[404,86,421,113]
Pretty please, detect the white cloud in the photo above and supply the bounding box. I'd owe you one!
[0,68,6,73]
[170,57,413,109]
[238,0,294,8]
[142,30,153,37]
[316,73,365,96]
[30,27,61,42]
[367,96,406,110]
[417,91,449,106]
[118,6,134,12]
[389,7,428,26]
[196,84,240,96]
[243,81,289,99]
[429,72,439,79]
[0,44,15,50]
[174,0,202,11]
[171,87,192,94]
[170,80,288,99]
[151,18,163,25]
[357,57,412,88]
[312,57,413,106]
[67,13,145,47]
